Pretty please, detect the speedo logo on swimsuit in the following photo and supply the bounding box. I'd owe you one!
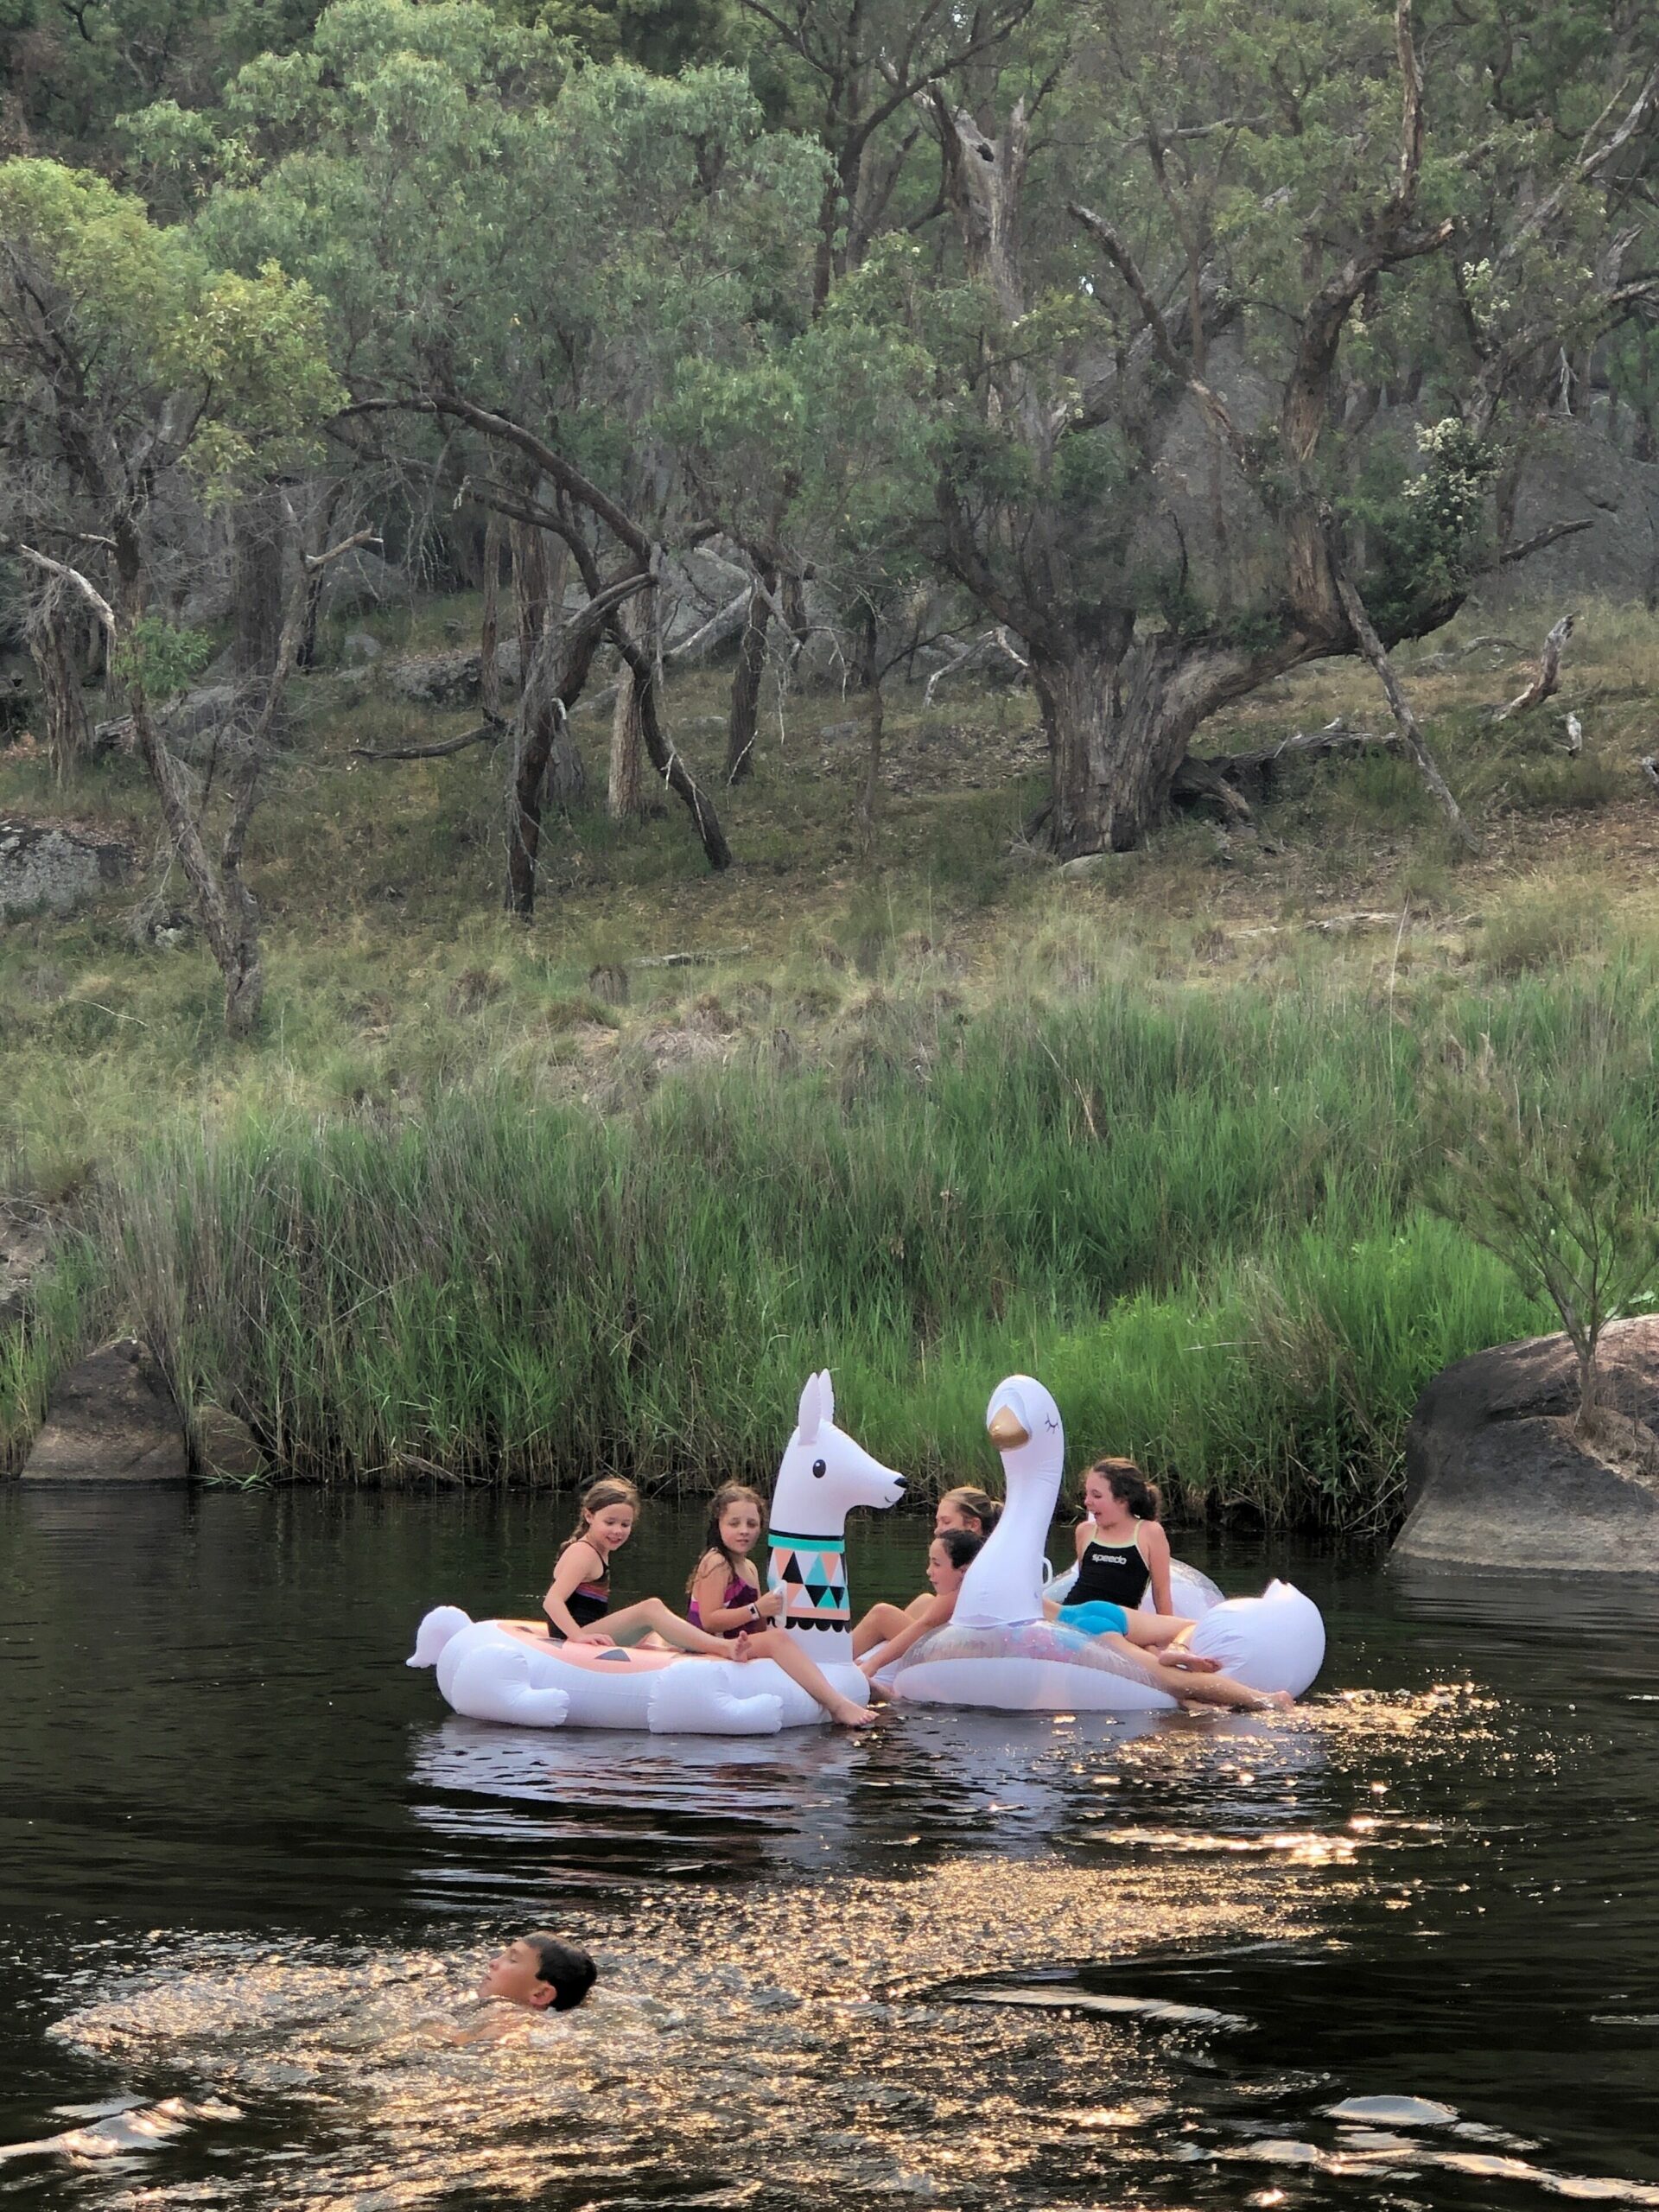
[767,1534,849,1626]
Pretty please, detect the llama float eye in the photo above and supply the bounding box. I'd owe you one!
[811,1458,827,1478]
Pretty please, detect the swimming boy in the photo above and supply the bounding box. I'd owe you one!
[441,1934,598,2041]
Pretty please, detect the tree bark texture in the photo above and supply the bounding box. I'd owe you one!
[507,573,650,917]
[479,508,503,719]
[725,565,775,785]
[608,592,651,820]
[26,582,91,780]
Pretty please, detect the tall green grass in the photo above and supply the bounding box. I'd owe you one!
[34,963,1649,1527]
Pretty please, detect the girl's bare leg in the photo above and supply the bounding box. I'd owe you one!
[852,1602,912,1659]
[1104,1634,1292,1712]
[739,1627,876,1727]
[1120,1612,1194,1649]
[601,1598,744,1659]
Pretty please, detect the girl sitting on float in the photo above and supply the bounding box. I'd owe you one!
[849,1484,1002,1658]
[859,1521,1290,1712]
[686,1479,879,1727]
[1062,1457,1174,1616]
[542,1477,876,1727]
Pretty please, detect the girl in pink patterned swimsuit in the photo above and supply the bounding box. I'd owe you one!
[686,1482,875,1726]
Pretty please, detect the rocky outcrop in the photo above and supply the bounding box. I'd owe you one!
[21,1338,189,1483]
[1394,1317,1659,1572]
[192,1402,269,1484]
[0,817,133,918]
[0,1207,52,1322]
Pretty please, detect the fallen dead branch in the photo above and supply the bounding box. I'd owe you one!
[1491,613,1574,721]
[353,717,505,761]
[1173,720,1401,816]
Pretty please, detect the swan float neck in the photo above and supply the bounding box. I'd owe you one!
[951,1374,1065,1631]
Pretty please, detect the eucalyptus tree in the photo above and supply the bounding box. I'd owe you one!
[836,0,1656,855]
[0,157,346,1032]
[169,0,827,908]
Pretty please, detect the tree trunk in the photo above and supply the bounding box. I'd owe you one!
[608,593,652,819]
[512,510,550,676]
[725,566,775,785]
[479,509,503,718]
[1573,1336,1602,1440]
[26,584,91,781]
[857,677,885,853]
[1032,638,1211,855]
[506,574,650,918]
[232,485,287,682]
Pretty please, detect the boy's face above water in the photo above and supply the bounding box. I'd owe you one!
[480,1941,556,2009]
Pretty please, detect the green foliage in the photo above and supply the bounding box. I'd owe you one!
[111,620,214,700]
[0,156,342,491]
[1423,1014,1659,1432]
[1339,421,1501,636]
[56,964,1652,1522]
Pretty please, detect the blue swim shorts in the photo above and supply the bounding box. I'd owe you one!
[1058,1599,1129,1637]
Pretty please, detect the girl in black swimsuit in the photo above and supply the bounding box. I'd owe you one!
[1069,1457,1173,1613]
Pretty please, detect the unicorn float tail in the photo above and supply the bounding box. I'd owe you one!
[408,1605,473,1668]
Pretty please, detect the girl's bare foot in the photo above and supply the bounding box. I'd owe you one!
[830,1696,878,1727]
[1256,1689,1295,1709]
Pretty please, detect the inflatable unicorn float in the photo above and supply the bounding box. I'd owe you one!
[409,1371,906,1734]
[409,1369,1324,1734]
[874,1374,1325,1710]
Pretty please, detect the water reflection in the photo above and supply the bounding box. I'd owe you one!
[3,1490,1659,2211]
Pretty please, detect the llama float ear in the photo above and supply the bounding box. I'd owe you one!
[817,1369,836,1429]
[797,1370,823,1445]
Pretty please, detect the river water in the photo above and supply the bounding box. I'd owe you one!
[2,1485,1657,2210]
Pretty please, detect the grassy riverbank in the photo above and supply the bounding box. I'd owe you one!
[5,599,1659,1521]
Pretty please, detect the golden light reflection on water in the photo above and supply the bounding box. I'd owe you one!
[36,1683,1643,2211]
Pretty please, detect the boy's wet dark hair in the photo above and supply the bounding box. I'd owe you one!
[935,1528,985,1572]
[526,1933,598,2010]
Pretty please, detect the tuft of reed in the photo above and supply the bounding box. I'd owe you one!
[50,963,1656,1526]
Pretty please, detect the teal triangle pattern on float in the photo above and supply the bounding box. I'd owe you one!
[767,1534,849,1624]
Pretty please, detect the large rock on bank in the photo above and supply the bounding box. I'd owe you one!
[0,817,133,918]
[21,1338,188,1483]
[1394,1318,1659,1572]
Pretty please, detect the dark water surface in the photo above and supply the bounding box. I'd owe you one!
[3,1486,1657,2209]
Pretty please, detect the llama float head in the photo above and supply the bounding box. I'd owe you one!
[766,1370,906,1653]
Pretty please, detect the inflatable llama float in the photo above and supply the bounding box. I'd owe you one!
[875,1374,1325,1710]
[409,1371,906,1733]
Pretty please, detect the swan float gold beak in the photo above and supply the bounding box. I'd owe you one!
[987,1402,1030,1450]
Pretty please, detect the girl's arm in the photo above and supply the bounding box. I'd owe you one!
[543,1541,613,1645]
[1073,1516,1093,1560]
[858,1591,953,1678]
[1142,1522,1174,1615]
[689,1554,777,1635]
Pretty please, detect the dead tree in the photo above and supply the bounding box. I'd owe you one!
[1492,613,1574,721]
[509,493,582,805]
[20,520,378,1036]
[24,578,91,780]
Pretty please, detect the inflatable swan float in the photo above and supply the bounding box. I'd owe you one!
[876,1376,1325,1711]
[409,1371,906,1733]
